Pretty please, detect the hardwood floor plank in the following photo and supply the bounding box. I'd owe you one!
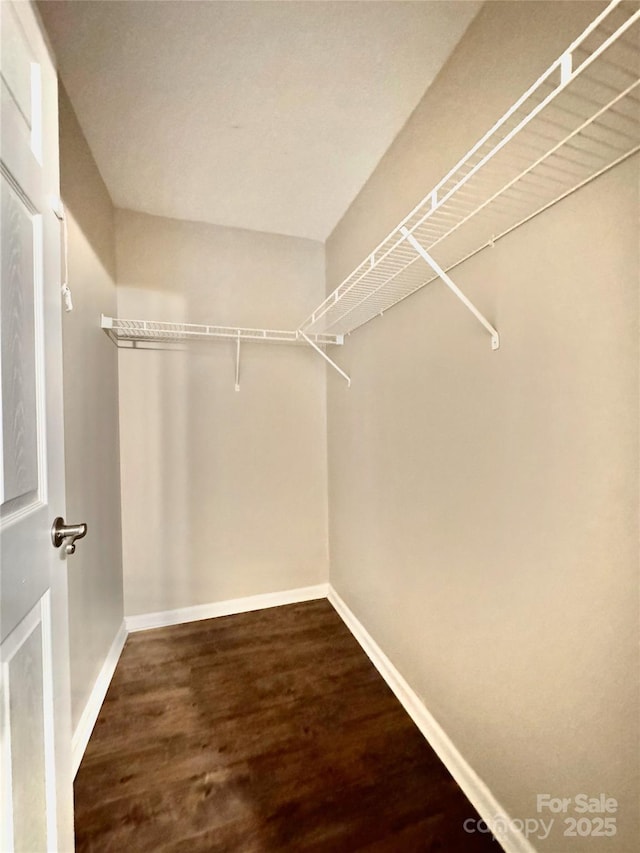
[75,601,497,851]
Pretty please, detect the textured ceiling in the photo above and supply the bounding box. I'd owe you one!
[39,1,480,241]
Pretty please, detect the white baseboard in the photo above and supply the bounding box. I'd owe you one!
[71,620,128,777]
[327,586,536,853]
[125,583,330,633]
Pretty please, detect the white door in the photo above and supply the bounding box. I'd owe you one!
[1,2,74,851]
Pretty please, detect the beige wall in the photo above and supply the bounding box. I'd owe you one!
[326,3,639,851]
[115,210,329,616]
[58,87,124,731]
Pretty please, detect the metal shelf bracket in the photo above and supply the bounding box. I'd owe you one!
[400,227,500,351]
[299,332,351,387]
[235,331,241,392]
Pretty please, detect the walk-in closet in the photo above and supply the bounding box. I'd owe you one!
[1,1,638,850]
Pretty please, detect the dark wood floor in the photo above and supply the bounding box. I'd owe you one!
[75,600,498,851]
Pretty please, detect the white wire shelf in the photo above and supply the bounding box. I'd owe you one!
[101,315,343,348]
[300,0,640,339]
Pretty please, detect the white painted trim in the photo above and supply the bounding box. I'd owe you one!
[327,586,535,853]
[125,584,330,633]
[71,621,127,778]
[40,592,58,850]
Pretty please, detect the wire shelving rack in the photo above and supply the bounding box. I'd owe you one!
[300,0,640,355]
[101,316,341,347]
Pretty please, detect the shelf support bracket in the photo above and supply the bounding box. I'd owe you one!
[235,332,241,391]
[400,227,500,350]
[300,332,351,387]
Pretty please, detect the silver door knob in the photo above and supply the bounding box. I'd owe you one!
[51,516,87,555]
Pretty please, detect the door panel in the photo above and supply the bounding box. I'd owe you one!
[1,2,73,851]
[0,0,33,126]
[1,175,40,509]
[2,596,56,852]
